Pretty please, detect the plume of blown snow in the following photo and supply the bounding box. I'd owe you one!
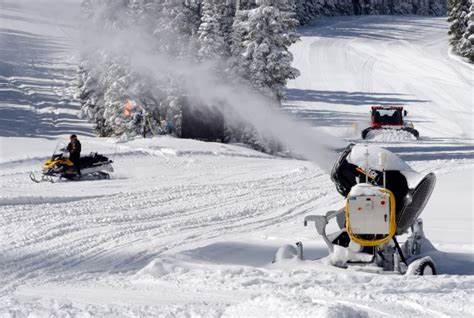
[79,3,347,173]
[131,53,346,172]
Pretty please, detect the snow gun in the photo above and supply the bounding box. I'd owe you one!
[274,143,437,275]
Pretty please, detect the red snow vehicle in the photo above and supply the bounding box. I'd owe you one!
[361,106,419,139]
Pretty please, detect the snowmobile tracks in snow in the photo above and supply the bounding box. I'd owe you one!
[0,167,333,293]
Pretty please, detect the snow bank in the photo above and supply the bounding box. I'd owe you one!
[136,258,190,278]
[223,294,370,318]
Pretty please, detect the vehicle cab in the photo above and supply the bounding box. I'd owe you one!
[371,106,406,129]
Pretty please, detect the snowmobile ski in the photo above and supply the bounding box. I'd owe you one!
[29,172,54,183]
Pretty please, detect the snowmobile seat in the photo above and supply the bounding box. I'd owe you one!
[381,115,390,124]
[78,153,110,168]
[392,111,402,124]
[373,111,381,124]
[78,156,94,168]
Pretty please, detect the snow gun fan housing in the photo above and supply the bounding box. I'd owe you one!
[331,143,435,236]
[361,106,419,139]
[276,143,437,275]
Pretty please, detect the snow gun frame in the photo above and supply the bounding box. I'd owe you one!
[275,143,437,275]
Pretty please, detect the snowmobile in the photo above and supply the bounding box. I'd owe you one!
[30,143,114,183]
[361,106,419,140]
[274,143,437,275]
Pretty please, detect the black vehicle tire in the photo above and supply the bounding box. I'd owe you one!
[403,127,419,139]
[361,128,372,139]
[409,257,437,276]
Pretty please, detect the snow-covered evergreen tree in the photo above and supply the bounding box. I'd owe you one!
[294,0,446,23]
[79,0,188,137]
[218,1,237,50]
[198,0,229,59]
[238,0,259,10]
[78,0,131,136]
[225,0,300,152]
[231,0,300,101]
[149,1,202,133]
[448,0,473,62]
[463,3,474,62]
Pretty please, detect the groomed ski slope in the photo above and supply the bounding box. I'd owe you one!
[1,2,473,317]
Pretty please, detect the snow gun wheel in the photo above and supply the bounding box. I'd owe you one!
[407,256,437,276]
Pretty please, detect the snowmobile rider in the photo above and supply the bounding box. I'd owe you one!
[67,134,81,176]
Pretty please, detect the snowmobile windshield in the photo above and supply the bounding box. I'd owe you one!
[52,142,68,158]
[373,109,403,125]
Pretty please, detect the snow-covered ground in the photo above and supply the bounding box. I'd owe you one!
[0,2,473,317]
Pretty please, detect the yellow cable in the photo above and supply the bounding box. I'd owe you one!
[345,188,396,247]
[355,167,375,180]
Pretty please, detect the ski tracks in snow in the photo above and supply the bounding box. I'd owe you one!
[0,154,335,297]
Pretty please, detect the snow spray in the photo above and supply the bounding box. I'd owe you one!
[79,5,347,173]
[131,53,346,172]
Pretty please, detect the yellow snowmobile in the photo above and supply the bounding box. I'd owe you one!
[30,143,114,183]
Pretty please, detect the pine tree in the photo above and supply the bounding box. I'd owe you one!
[238,0,259,10]
[457,1,474,62]
[78,0,128,136]
[462,3,474,62]
[218,1,237,50]
[295,0,311,24]
[448,0,464,47]
[78,61,109,136]
[231,0,300,101]
[78,0,144,137]
[198,0,228,60]
[448,0,473,62]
